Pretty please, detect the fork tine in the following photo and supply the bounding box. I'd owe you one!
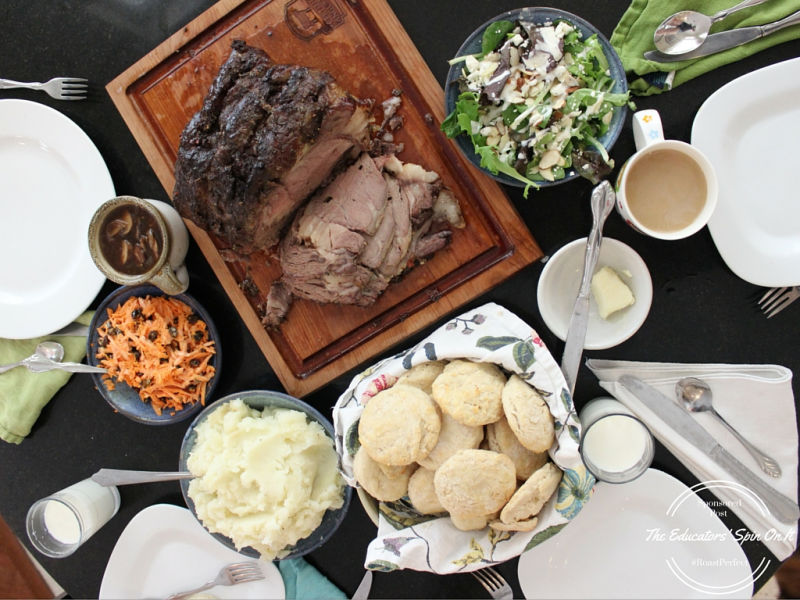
[472,570,492,592]
[761,289,790,312]
[758,287,786,307]
[62,83,88,89]
[766,295,795,318]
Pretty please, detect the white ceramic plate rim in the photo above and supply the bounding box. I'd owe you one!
[692,57,800,286]
[518,469,754,599]
[0,99,114,338]
[537,237,653,350]
[99,503,285,600]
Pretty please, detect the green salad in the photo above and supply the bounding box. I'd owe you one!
[442,18,631,195]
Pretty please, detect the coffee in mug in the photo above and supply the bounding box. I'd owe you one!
[616,110,718,240]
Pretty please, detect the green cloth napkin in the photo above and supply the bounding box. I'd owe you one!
[0,311,93,444]
[612,0,800,95]
[277,558,346,600]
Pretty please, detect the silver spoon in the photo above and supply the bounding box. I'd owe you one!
[0,341,106,374]
[653,0,769,55]
[676,377,781,478]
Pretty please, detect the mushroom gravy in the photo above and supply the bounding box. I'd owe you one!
[98,204,163,275]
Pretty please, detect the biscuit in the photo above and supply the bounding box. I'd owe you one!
[431,360,506,426]
[450,512,488,531]
[489,517,539,532]
[359,384,441,466]
[434,449,516,517]
[501,374,555,453]
[500,462,561,525]
[353,447,414,502]
[417,413,483,471]
[408,467,445,515]
[378,462,416,480]
[396,361,446,395]
[486,415,548,480]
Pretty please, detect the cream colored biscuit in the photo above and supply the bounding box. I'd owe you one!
[378,462,416,480]
[434,449,516,517]
[396,361,446,395]
[359,384,441,466]
[431,360,506,426]
[353,447,413,501]
[450,512,488,531]
[408,467,445,515]
[501,374,555,453]
[486,415,548,480]
[489,516,539,532]
[417,413,483,471]
[500,462,562,525]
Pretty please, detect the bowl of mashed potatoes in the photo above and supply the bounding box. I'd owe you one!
[179,390,351,560]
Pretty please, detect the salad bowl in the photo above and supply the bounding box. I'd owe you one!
[443,7,628,190]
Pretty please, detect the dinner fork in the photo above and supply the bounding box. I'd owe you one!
[165,562,264,600]
[0,77,88,100]
[758,286,800,318]
[471,566,513,600]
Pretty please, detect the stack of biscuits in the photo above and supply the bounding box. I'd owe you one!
[354,359,562,532]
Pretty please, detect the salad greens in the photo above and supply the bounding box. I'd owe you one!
[442,18,632,195]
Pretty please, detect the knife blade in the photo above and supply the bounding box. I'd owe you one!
[352,570,373,600]
[560,181,615,395]
[644,8,800,62]
[619,375,800,524]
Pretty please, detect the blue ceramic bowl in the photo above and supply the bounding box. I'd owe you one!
[178,390,352,560]
[444,7,628,188]
[87,284,221,425]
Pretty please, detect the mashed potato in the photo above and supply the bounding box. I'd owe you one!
[187,398,345,559]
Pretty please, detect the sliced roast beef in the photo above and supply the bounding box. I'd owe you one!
[173,40,371,253]
[265,153,464,326]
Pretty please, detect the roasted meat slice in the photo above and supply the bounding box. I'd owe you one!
[173,40,371,253]
[265,153,464,326]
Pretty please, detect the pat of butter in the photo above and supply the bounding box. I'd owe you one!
[591,266,635,319]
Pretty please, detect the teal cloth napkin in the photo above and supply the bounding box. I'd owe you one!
[612,0,800,95]
[0,311,93,444]
[277,558,346,600]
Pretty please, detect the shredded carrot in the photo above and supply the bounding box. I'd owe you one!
[95,295,216,416]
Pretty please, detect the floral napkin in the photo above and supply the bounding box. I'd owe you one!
[612,0,800,95]
[333,302,593,574]
[587,359,798,560]
[0,312,93,444]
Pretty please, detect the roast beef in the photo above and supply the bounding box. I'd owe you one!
[265,152,464,325]
[173,40,371,252]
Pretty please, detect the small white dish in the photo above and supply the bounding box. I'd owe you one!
[99,504,285,600]
[537,238,652,350]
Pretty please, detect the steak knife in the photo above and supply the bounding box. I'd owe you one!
[560,181,615,395]
[644,8,800,62]
[619,375,800,524]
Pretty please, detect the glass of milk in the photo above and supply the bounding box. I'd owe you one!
[579,397,654,484]
[26,477,120,558]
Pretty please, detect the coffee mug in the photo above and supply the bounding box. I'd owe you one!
[615,109,718,240]
[88,196,189,294]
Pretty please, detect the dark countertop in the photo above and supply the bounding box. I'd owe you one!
[1,1,798,598]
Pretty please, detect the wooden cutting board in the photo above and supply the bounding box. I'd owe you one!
[107,0,542,397]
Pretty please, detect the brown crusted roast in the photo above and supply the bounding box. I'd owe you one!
[173,40,371,253]
[173,41,464,325]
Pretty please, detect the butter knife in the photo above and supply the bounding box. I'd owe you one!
[644,9,800,62]
[560,181,615,395]
[352,571,373,600]
[619,375,800,524]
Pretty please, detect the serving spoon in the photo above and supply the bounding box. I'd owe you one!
[653,0,769,55]
[91,468,193,486]
[676,377,781,478]
[0,341,106,374]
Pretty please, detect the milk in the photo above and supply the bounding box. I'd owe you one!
[579,397,654,483]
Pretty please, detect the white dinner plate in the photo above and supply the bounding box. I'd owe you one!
[99,504,285,600]
[692,57,800,286]
[0,99,114,338]
[518,469,754,599]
